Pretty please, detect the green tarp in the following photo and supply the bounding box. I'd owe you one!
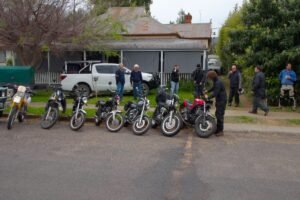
[0,66,35,85]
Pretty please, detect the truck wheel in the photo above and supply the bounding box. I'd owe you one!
[0,111,3,117]
[142,83,150,96]
[75,83,90,97]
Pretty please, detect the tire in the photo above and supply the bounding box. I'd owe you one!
[75,83,90,97]
[7,106,18,130]
[95,117,101,126]
[40,107,59,129]
[105,113,124,132]
[132,115,151,136]
[195,115,217,138]
[151,119,158,128]
[0,111,3,117]
[161,114,182,137]
[70,111,86,131]
[142,82,150,96]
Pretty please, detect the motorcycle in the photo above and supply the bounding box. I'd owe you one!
[123,96,151,135]
[151,86,170,128]
[69,87,88,131]
[94,90,124,132]
[0,86,8,118]
[180,97,217,138]
[160,94,182,137]
[40,84,66,129]
[7,85,33,130]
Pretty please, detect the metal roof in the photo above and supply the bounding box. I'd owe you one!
[105,38,208,50]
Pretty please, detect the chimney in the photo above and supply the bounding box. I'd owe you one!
[184,13,192,24]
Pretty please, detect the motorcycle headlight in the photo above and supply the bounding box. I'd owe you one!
[13,96,21,103]
[82,97,88,104]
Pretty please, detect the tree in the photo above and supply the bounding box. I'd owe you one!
[90,0,152,15]
[176,9,186,24]
[0,0,123,68]
[218,0,300,104]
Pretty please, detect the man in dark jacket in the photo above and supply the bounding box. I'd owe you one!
[207,71,227,136]
[228,64,242,107]
[192,64,205,98]
[130,64,143,100]
[249,65,269,116]
[115,63,125,100]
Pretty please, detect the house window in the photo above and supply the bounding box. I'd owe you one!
[0,51,6,63]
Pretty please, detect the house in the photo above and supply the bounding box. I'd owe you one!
[1,7,212,77]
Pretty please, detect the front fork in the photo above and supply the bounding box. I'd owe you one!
[168,110,174,124]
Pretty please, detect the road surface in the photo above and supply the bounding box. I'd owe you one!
[0,119,299,200]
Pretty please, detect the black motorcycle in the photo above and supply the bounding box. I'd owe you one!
[94,91,124,132]
[40,84,66,129]
[152,86,173,128]
[123,96,151,135]
[160,94,182,137]
[69,88,88,131]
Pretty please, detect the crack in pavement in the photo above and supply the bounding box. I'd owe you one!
[165,133,194,200]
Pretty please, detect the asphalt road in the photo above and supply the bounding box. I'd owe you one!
[0,119,299,200]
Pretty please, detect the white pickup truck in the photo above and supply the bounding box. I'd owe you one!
[60,61,160,96]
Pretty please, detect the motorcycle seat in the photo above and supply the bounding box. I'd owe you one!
[98,100,106,106]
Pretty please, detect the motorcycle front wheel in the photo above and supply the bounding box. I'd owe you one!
[161,114,182,137]
[7,106,18,130]
[132,115,151,136]
[195,115,217,138]
[40,107,59,129]
[70,111,86,131]
[105,113,124,132]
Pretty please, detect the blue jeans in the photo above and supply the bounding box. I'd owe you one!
[116,82,124,100]
[133,82,142,100]
[170,81,179,95]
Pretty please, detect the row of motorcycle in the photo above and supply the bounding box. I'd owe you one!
[3,84,217,138]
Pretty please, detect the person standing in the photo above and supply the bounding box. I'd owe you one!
[249,65,269,116]
[115,63,125,100]
[279,62,297,98]
[130,64,143,100]
[228,64,242,107]
[192,64,204,98]
[170,65,180,95]
[206,71,227,136]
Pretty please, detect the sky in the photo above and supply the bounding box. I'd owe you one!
[150,0,245,32]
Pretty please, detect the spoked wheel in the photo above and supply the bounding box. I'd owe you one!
[195,115,217,138]
[161,114,182,137]
[105,113,124,132]
[7,106,18,130]
[132,115,151,136]
[40,107,59,129]
[70,111,86,131]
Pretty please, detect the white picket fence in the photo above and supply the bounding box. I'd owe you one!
[34,72,192,85]
[35,72,61,85]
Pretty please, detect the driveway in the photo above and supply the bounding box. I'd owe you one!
[0,119,299,200]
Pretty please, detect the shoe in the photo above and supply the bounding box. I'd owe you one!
[228,103,232,107]
[234,104,239,107]
[215,131,224,137]
[264,110,269,116]
[248,111,257,114]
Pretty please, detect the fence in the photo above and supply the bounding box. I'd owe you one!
[35,72,61,85]
[34,72,192,85]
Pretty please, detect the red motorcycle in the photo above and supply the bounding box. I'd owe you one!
[179,97,217,138]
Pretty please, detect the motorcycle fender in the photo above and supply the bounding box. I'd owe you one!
[206,113,216,119]
[110,110,122,114]
[80,109,87,115]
